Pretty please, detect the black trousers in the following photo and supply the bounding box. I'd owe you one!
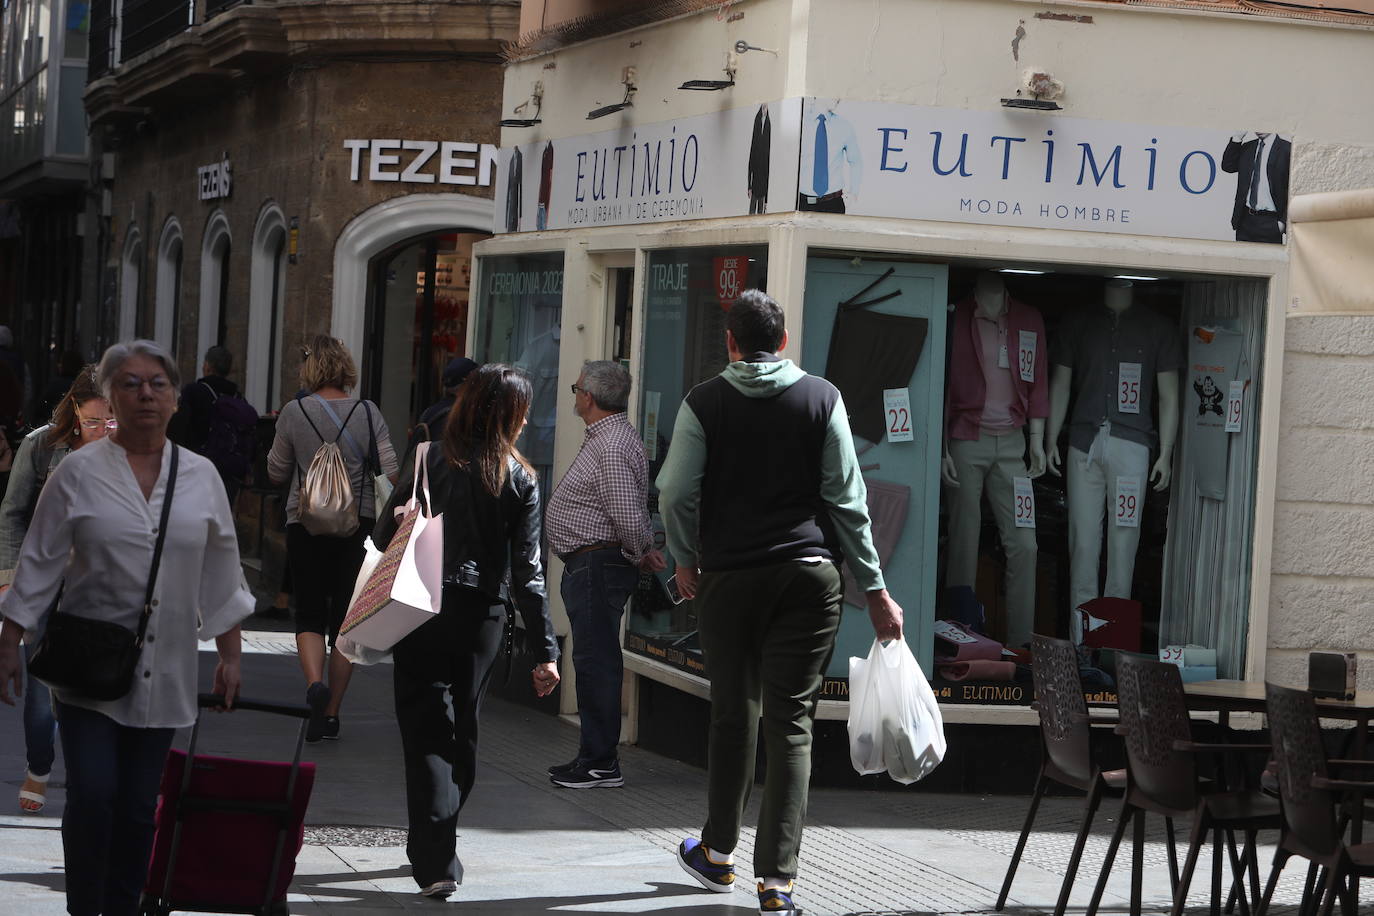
[287,519,373,644]
[392,586,505,888]
[1235,209,1283,243]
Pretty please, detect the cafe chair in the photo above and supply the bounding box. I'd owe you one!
[1259,682,1374,916]
[996,634,1128,916]
[1086,655,1279,916]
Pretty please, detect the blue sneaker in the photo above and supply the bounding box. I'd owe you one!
[676,838,735,893]
[757,881,801,914]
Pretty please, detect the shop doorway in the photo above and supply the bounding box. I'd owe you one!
[363,229,489,447]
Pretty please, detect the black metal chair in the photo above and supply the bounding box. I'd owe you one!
[1259,682,1374,916]
[996,634,1127,916]
[1087,655,1280,916]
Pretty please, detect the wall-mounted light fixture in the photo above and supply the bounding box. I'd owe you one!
[500,82,544,128]
[1001,69,1063,111]
[998,268,1047,275]
[588,68,637,119]
[680,59,736,91]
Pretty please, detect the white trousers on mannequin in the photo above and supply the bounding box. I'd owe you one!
[1067,425,1149,642]
[945,431,1038,648]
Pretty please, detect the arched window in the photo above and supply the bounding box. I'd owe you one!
[246,204,287,412]
[119,226,143,343]
[197,210,232,363]
[155,218,184,355]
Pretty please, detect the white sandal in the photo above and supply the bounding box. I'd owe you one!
[18,770,49,814]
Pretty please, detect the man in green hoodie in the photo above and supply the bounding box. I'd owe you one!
[658,289,903,915]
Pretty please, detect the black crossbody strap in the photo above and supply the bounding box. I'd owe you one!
[135,445,178,648]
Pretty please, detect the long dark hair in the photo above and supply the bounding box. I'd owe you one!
[441,363,534,497]
[45,364,103,450]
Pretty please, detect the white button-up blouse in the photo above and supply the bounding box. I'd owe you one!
[0,437,255,728]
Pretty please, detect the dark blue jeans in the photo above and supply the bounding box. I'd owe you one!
[56,701,175,916]
[560,547,637,766]
[22,641,57,776]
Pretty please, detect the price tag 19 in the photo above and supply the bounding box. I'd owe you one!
[882,388,914,443]
[1118,362,1142,414]
[1018,330,1037,383]
[1225,380,1244,433]
[1013,476,1036,529]
[1115,476,1141,528]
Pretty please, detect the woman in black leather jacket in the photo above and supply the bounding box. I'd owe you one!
[373,363,560,900]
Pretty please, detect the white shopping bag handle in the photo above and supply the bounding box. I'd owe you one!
[399,441,437,520]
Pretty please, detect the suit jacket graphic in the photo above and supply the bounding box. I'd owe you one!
[505,147,523,232]
[747,105,771,202]
[1221,135,1291,230]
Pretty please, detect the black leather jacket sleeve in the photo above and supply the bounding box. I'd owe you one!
[507,462,559,665]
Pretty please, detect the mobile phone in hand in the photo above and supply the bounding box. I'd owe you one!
[665,574,686,605]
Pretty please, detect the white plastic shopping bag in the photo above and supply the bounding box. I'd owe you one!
[847,638,946,784]
[336,536,391,665]
[339,441,444,652]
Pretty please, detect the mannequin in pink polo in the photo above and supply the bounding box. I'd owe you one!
[942,273,1049,649]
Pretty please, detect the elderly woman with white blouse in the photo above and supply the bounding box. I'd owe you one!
[0,340,255,916]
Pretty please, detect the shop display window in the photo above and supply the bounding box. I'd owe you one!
[627,245,768,672]
[929,268,1265,704]
[474,252,564,491]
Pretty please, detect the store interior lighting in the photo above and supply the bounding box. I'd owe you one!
[1112,274,1161,281]
[500,83,543,128]
[999,268,1047,275]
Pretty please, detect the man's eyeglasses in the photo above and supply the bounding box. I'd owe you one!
[569,384,584,396]
[116,375,172,393]
[78,417,118,431]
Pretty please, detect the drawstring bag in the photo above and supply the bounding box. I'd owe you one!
[295,396,363,537]
[847,638,946,784]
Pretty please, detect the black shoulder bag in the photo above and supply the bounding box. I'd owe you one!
[28,445,179,701]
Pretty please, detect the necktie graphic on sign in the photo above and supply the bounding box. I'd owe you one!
[1248,136,1264,210]
[813,115,829,196]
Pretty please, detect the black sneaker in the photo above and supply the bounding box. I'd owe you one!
[757,881,802,914]
[676,838,735,893]
[305,682,330,744]
[549,760,623,788]
[547,757,580,776]
[322,716,340,740]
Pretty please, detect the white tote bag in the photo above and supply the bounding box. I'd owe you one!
[847,637,946,784]
[337,537,390,665]
[339,441,444,651]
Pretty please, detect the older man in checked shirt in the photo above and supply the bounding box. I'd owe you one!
[545,360,665,788]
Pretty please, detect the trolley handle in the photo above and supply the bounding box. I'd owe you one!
[198,692,312,719]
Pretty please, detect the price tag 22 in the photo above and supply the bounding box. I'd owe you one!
[1225,380,1245,433]
[1115,476,1141,528]
[1118,362,1142,414]
[882,388,914,443]
[1018,330,1037,383]
[1013,476,1036,529]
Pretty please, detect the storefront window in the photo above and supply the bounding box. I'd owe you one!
[626,245,768,675]
[930,268,1265,704]
[474,252,564,485]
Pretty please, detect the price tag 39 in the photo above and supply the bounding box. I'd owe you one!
[882,388,914,443]
[1018,330,1037,383]
[1013,476,1036,529]
[1115,476,1141,528]
[1225,380,1244,433]
[1118,362,1142,414]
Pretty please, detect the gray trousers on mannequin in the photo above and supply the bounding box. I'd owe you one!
[1066,424,1150,642]
[945,431,1038,648]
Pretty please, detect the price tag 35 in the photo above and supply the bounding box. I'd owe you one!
[1115,476,1141,528]
[882,388,914,443]
[1225,380,1245,433]
[1118,362,1142,415]
[1013,476,1036,529]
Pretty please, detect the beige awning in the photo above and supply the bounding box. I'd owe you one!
[1289,188,1374,315]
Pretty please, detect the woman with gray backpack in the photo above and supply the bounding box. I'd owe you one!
[267,335,398,742]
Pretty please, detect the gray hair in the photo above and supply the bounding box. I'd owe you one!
[581,360,631,412]
[97,339,182,399]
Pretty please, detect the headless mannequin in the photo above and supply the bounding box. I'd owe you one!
[941,272,1049,649]
[1047,280,1180,642]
